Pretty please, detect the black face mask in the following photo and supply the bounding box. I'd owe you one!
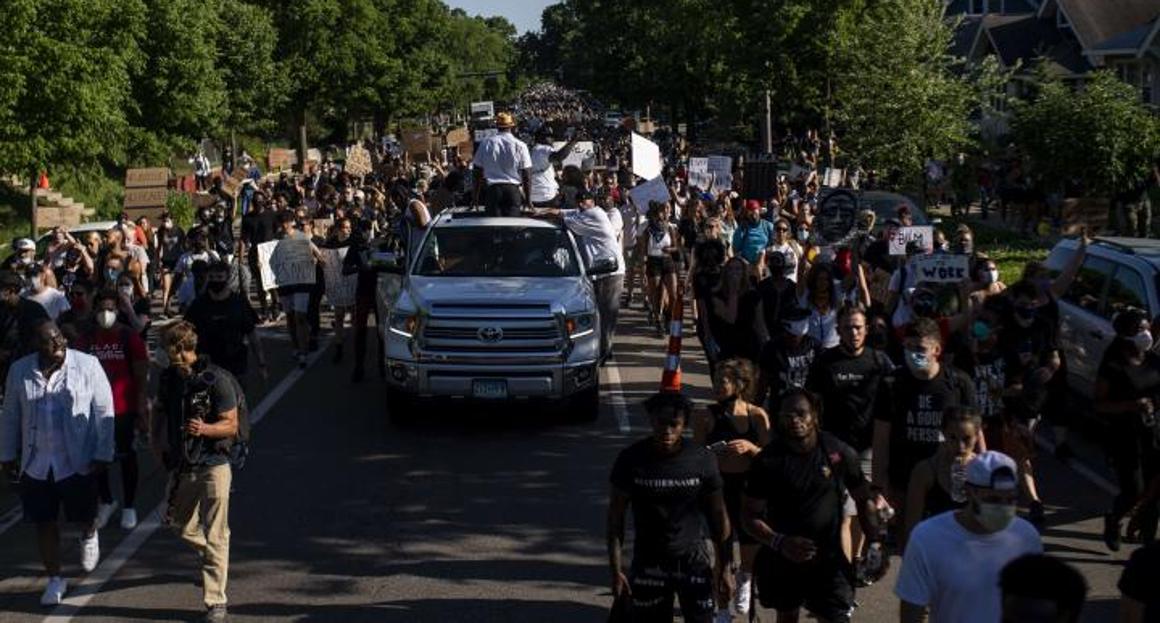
[206,280,228,294]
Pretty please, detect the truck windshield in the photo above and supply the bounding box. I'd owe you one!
[413,226,580,278]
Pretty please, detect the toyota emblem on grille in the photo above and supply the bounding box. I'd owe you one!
[477,327,504,343]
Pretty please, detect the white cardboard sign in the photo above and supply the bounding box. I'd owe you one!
[889,226,933,256]
[707,155,733,190]
[631,132,663,181]
[257,238,316,291]
[552,141,596,170]
[912,254,970,283]
[320,247,358,307]
[628,176,671,208]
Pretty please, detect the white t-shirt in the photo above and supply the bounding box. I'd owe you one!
[529,144,559,203]
[563,208,626,277]
[895,512,1042,623]
[471,132,532,185]
[26,287,71,320]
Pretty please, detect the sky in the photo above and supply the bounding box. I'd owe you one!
[444,0,552,34]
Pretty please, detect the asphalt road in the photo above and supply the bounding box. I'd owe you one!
[0,304,1142,622]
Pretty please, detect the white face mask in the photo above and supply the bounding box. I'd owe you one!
[786,318,810,337]
[974,501,1016,532]
[96,310,117,329]
[1132,331,1154,354]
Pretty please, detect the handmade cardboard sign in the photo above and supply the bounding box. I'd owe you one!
[345,145,373,177]
[320,247,357,307]
[257,238,315,290]
[124,168,170,189]
[631,133,662,181]
[402,129,432,156]
[628,176,670,208]
[912,254,970,283]
[889,226,933,256]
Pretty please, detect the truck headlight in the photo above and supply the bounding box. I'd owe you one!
[565,313,596,339]
[389,312,419,338]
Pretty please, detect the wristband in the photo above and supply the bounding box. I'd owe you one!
[769,533,784,552]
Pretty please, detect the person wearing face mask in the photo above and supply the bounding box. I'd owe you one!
[114,274,149,334]
[704,257,761,369]
[607,392,735,623]
[22,262,71,320]
[157,213,186,318]
[1096,308,1160,551]
[896,451,1042,623]
[173,228,221,312]
[74,290,149,531]
[873,318,976,510]
[183,261,267,389]
[758,306,820,410]
[968,254,1005,307]
[742,389,887,623]
[152,321,239,623]
[692,359,771,621]
[902,407,980,546]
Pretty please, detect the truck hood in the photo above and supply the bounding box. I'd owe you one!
[407,276,593,312]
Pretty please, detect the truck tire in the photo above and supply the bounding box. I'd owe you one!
[566,385,600,423]
[386,386,416,425]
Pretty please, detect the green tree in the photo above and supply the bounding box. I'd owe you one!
[1014,69,1160,196]
[217,2,288,137]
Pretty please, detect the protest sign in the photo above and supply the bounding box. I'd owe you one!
[124,168,170,189]
[815,189,860,246]
[912,254,970,283]
[320,247,358,307]
[402,129,432,156]
[631,133,663,181]
[889,226,933,255]
[257,238,316,291]
[628,176,671,208]
[822,168,844,188]
[474,128,497,143]
[707,155,733,191]
[123,187,168,210]
[552,141,596,170]
[470,101,494,121]
[446,127,470,147]
[687,157,713,189]
[306,148,323,164]
[743,160,780,201]
[345,145,372,177]
[267,148,297,171]
[35,206,82,230]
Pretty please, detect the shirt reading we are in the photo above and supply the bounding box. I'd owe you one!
[610,439,723,560]
[880,366,975,488]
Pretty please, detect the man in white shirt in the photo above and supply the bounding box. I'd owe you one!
[534,189,625,364]
[895,451,1043,623]
[0,320,115,606]
[471,112,533,217]
[529,129,582,207]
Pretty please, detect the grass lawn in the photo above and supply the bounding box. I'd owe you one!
[940,214,1050,285]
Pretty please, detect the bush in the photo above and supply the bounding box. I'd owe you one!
[165,192,195,230]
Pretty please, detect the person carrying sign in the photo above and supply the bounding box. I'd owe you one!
[273,212,324,369]
[471,112,533,217]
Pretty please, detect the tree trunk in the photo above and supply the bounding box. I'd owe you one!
[296,108,308,173]
[28,166,38,238]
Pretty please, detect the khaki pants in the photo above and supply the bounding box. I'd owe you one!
[168,463,231,607]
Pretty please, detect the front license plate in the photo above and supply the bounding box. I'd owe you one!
[472,380,508,400]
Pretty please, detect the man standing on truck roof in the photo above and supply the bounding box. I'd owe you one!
[471,112,533,217]
[534,189,625,365]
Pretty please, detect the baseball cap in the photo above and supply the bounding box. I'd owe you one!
[966,451,1018,491]
[744,199,762,212]
[13,238,35,252]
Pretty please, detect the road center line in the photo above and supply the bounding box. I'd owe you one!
[605,361,632,433]
[42,341,329,623]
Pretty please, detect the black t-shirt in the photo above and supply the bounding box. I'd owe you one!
[761,336,820,403]
[693,238,726,274]
[755,278,796,335]
[242,210,277,246]
[880,365,976,488]
[807,346,894,451]
[1118,541,1159,620]
[1097,348,1160,433]
[610,439,723,561]
[958,347,1008,421]
[161,361,240,468]
[745,432,863,552]
[183,294,259,376]
[999,315,1058,385]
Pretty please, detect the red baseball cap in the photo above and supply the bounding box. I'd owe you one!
[744,199,762,212]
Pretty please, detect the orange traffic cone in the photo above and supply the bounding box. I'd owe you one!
[659,284,685,393]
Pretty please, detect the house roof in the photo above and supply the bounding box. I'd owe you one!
[981,13,1093,76]
[1056,0,1160,52]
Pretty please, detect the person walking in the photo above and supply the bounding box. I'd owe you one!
[153,321,240,623]
[74,290,149,531]
[0,320,114,605]
[183,261,268,390]
[895,451,1042,623]
[607,391,735,622]
[471,112,533,217]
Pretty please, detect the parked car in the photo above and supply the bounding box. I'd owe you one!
[34,221,119,254]
[376,208,614,423]
[1044,236,1160,398]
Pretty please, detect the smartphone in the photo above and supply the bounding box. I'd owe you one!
[707,440,728,452]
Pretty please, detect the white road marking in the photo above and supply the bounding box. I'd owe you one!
[42,341,330,622]
[605,361,632,434]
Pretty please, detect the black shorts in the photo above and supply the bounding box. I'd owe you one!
[161,258,178,272]
[755,548,854,622]
[20,471,99,525]
[645,256,677,278]
[630,550,715,623]
[115,414,138,458]
[722,473,758,545]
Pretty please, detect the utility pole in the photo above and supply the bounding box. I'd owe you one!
[28,166,38,237]
[763,89,773,154]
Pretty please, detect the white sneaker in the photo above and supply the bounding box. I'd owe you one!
[120,508,138,530]
[732,572,752,615]
[80,532,99,573]
[40,576,67,606]
[94,502,117,530]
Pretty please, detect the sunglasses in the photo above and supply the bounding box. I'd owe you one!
[775,227,789,232]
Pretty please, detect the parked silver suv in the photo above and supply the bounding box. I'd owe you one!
[1045,237,1160,398]
[376,208,613,422]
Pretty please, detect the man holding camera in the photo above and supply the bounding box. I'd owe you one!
[153,321,240,623]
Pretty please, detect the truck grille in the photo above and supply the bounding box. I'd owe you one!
[420,314,564,354]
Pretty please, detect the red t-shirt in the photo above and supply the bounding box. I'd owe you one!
[77,327,147,416]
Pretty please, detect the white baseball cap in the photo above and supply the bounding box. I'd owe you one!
[966,451,1018,491]
[13,238,35,252]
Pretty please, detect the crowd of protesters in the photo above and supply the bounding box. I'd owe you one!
[0,82,1157,622]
